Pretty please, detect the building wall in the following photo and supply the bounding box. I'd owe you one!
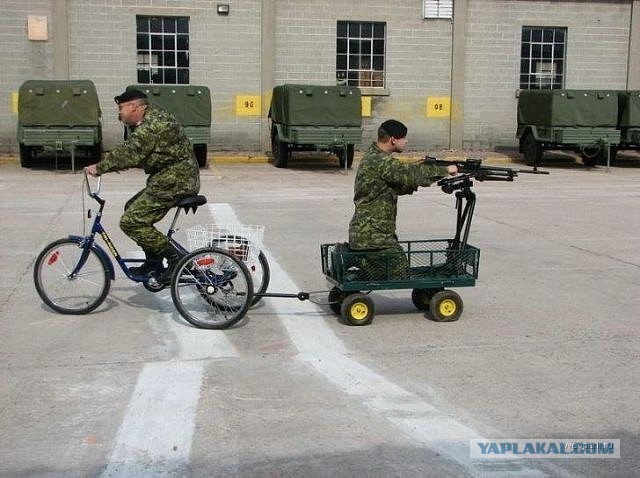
[0,0,636,154]
[0,0,262,152]
[66,0,263,150]
[463,0,632,149]
[0,0,56,152]
[273,1,453,149]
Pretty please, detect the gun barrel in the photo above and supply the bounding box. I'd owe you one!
[514,168,550,174]
[423,156,549,175]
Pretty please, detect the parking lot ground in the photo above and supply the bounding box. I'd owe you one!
[1,154,639,477]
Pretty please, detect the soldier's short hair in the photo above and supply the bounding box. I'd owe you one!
[378,119,407,141]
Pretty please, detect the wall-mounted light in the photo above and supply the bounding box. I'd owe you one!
[217,4,230,15]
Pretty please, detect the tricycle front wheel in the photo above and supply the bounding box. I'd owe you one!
[34,238,111,314]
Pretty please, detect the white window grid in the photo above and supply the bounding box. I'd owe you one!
[136,16,190,85]
[336,21,386,88]
[520,26,566,90]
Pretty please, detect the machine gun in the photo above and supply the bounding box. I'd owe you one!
[421,156,549,250]
[423,156,549,194]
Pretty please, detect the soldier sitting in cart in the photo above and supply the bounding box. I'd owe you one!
[347,119,457,279]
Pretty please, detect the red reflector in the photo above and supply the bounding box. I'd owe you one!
[196,257,215,266]
[47,251,59,265]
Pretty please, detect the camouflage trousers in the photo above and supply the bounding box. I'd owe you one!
[355,243,410,280]
[120,188,177,256]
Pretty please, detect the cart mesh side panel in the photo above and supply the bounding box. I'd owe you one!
[321,240,479,285]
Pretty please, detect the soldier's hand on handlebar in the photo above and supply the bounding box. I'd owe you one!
[84,164,99,177]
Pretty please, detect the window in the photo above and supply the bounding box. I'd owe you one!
[423,0,453,19]
[136,16,189,84]
[336,21,386,88]
[520,26,566,90]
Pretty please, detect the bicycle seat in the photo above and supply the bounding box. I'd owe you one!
[176,195,207,214]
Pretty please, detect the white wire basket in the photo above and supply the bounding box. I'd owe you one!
[186,224,265,263]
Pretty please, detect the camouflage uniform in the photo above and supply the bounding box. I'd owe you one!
[96,105,200,256]
[348,142,447,278]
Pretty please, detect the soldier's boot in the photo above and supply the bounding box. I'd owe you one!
[129,252,162,276]
[158,244,185,284]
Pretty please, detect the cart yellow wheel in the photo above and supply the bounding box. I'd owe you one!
[429,290,463,322]
[328,287,356,315]
[341,293,375,326]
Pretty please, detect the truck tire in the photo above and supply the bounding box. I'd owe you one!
[272,135,289,168]
[337,144,355,168]
[194,144,208,167]
[522,133,542,166]
[580,147,603,167]
[19,144,33,168]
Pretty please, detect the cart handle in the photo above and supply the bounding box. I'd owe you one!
[254,291,310,301]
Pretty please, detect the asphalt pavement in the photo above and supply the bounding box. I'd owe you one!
[1,151,639,477]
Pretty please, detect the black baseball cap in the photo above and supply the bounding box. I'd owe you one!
[114,88,147,104]
[380,119,408,139]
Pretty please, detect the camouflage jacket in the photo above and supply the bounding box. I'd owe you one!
[96,105,200,199]
[348,142,447,250]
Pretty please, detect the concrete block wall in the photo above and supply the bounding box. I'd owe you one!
[463,0,632,149]
[0,0,55,152]
[66,0,262,151]
[274,0,453,151]
[0,0,262,152]
[0,0,636,154]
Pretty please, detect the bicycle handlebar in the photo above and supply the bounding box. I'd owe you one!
[83,168,102,198]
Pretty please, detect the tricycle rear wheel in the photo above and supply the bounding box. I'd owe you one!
[171,247,253,329]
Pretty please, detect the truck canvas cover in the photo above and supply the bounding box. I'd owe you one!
[618,90,640,127]
[127,85,211,127]
[18,80,101,126]
[517,89,617,127]
[269,84,361,127]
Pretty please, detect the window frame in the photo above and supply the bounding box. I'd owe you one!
[336,21,386,89]
[136,15,190,85]
[519,26,567,90]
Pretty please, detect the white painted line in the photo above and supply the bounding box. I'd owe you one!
[103,208,240,476]
[168,316,239,361]
[207,203,547,477]
[102,361,203,478]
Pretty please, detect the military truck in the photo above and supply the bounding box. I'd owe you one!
[614,90,640,159]
[268,84,362,168]
[517,89,620,167]
[126,84,211,167]
[17,80,102,168]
